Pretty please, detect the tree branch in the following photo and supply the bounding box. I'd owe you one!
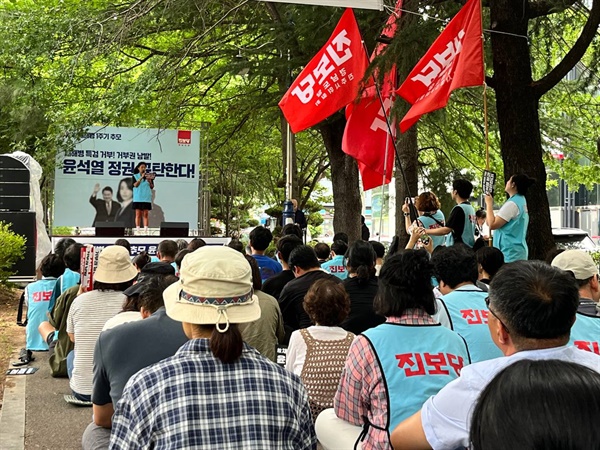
[528,0,577,19]
[532,0,600,98]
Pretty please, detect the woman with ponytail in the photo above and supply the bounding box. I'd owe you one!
[340,240,385,334]
[484,173,535,262]
[110,246,316,449]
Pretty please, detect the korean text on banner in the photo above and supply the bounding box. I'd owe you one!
[279,9,369,134]
[80,245,97,292]
[397,0,483,133]
[342,0,402,191]
[54,127,200,228]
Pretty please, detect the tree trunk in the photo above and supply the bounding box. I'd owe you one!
[319,118,362,243]
[280,114,299,202]
[489,0,554,260]
[395,124,419,247]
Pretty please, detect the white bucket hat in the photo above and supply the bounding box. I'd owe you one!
[94,245,138,284]
[163,246,260,332]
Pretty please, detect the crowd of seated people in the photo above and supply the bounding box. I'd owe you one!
[15,224,600,449]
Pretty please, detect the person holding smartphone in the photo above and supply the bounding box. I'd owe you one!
[132,162,154,231]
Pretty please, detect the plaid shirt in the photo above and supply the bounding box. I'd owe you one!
[334,309,437,450]
[110,339,316,450]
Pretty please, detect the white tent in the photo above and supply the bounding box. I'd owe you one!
[7,151,53,269]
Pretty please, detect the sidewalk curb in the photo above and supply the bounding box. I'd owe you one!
[0,346,26,450]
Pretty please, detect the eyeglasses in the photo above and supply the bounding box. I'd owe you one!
[485,296,510,334]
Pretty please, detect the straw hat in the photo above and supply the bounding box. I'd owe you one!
[94,245,138,284]
[163,246,260,332]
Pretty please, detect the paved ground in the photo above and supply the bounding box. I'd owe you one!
[1,349,90,450]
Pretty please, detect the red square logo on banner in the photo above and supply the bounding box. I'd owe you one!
[178,130,192,145]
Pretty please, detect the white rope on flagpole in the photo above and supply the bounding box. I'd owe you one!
[383,4,528,40]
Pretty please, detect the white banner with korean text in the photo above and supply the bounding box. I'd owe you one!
[54,126,200,229]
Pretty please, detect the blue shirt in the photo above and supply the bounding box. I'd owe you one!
[110,340,316,450]
[418,211,446,249]
[493,193,529,262]
[437,286,503,363]
[321,255,347,280]
[26,277,58,350]
[133,174,152,203]
[363,322,470,434]
[252,254,283,282]
[569,311,600,355]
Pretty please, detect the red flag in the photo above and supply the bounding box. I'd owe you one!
[279,9,368,134]
[342,0,402,191]
[397,0,483,132]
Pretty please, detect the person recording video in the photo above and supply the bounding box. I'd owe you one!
[132,162,155,231]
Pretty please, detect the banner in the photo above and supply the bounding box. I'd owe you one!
[397,0,483,132]
[279,9,369,133]
[342,0,402,191]
[259,0,383,10]
[54,126,200,228]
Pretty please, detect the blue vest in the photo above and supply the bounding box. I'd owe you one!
[445,203,476,247]
[48,268,80,312]
[569,312,600,355]
[418,211,446,249]
[321,255,347,280]
[26,278,58,351]
[493,194,529,262]
[363,323,470,439]
[133,174,152,203]
[439,288,503,362]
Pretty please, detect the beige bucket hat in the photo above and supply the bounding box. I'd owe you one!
[93,245,138,284]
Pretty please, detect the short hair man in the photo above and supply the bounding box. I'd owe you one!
[81,276,187,450]
[262,235,303,300]
[249,226,283,282]
[278,245,341,343]
[90,184,121,226]
[156,239,178,266]
[390,260,600,450]
[321,240,349,280]
[432,245,503,363]
[314,242,331,265]
[369,241,385,276]
[551,250,600,354]
[427,179,476,247]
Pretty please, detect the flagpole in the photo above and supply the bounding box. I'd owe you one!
[360,40,417,223]
[480,0,490,172]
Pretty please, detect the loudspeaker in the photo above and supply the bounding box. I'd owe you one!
[95,222,125,237]
[160,222,189,237]
[0,211,36,278]
[0,155,30,211]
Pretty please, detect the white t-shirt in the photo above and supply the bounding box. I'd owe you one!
[102,311,143,331]
[496,200,520,222]
[421,346,600,450]
[285,326,349,375]
[66,290,126,395]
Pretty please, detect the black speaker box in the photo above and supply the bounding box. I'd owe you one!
[160,222,189,237]
[0,155,30,211]
[95,222,125,237]
[0,211,36,278]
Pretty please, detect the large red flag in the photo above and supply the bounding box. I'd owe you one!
[397,0,483,132]
[279,9,368,134]
[342,0,402,190]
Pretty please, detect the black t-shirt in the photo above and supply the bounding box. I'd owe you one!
[445,203,467,244]
[340,276,385,335]
[262,270,295,301]
[278,270,341,343]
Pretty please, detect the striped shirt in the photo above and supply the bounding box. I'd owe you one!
[110,339,317,449]
[66,290,125,395]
